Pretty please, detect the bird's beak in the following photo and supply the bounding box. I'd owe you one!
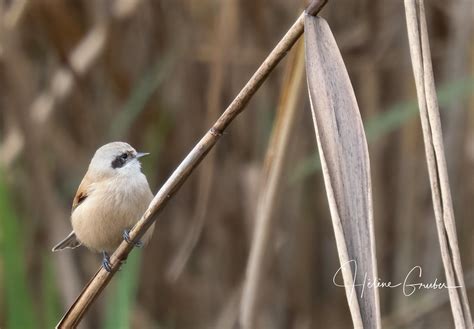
[136,152,150,159]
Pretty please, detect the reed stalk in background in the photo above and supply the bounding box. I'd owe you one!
[404,0,473,327]
[240,39,305,329]
[166,0,238,281]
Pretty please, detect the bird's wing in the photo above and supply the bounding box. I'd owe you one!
[51,175,93,252]
[72,174,94,212]
[51,231,82,251]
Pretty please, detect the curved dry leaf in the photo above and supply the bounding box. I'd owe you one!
[305,15,380,329]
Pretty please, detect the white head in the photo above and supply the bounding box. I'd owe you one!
[88,142,149,178]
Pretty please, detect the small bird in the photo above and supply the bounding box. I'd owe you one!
[52,142,155,272]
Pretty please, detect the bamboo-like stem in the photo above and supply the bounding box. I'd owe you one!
[56,1,328,327]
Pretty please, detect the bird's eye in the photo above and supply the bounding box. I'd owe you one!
[111,153,129,169]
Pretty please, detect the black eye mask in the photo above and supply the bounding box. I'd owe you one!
[111,152,131,169]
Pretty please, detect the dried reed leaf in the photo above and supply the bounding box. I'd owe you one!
[304,15,380,328]
[404,1,473,327]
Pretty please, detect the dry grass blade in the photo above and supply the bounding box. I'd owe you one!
[305,15,380,328]
[239,39,305,329]
[404,1,473,327]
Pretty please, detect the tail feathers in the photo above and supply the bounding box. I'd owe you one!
[52,231,82,252]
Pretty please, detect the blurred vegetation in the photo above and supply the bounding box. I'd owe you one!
[293,76,474,182]
[104,252,142,329]
[0,171,37,328]
[0,1,473,328]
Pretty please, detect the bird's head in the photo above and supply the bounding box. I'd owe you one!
[88,142,149,178]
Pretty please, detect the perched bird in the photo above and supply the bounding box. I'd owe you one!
[52,142,155,272]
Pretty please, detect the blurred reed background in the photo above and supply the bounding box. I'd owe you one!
[0,0,473,328]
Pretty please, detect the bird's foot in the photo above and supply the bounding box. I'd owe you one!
[102,251,113,272]
[123,229,143,248]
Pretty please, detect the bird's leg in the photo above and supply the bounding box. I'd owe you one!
[102,251,112,272]
[122,229,143,248]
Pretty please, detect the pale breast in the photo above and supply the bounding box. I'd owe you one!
[72,174,154,253]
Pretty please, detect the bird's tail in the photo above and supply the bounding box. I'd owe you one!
[52,231,82,252]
